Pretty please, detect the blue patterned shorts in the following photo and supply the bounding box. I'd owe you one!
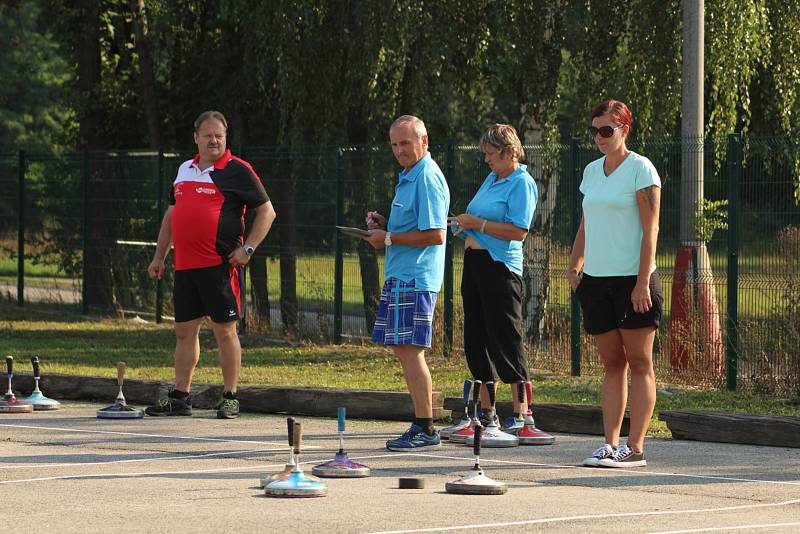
[371,278,437,348]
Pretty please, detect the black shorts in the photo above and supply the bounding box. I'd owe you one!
[173,264,243,323]
[576,270,663,335]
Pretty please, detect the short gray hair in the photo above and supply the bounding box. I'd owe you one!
[480,124,524,161]
[390,115,427,139]
[194,111,228,132]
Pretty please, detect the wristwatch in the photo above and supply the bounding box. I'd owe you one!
[244,244,255,255]
[384,232,392,247]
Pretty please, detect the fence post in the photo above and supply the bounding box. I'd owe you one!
[569,139,582,376]
[333,148,344,344]
[155,150,164,323]
[726,133,741,391]
[81,150,90,314]
[17,150,25,307]
[443,139,456,357]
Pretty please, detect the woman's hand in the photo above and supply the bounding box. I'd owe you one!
[448,213,484,237]
[631,280,652,313]
[566,269,582,292]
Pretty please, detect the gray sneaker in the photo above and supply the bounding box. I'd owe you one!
[145,395,192,417]
[215,397,239,419]
[583,443,616,467]
[386,424,441,451]
[598,444,646,467]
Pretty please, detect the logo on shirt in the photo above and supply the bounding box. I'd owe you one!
[195,187,216,195]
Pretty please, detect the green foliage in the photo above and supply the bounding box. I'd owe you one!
[0,0,74,152]
[560,0,683,138]
[695,198,729,242]
[706,0,770,136]
[6,0,798,149]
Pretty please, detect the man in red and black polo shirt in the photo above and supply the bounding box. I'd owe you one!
[145,111,276,419]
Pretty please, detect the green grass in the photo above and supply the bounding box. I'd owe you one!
[0,246,792,319]
[0,255,68,278]
[1,304,797,438]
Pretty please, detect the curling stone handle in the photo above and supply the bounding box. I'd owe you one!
[6,356,13,376]
[287,417,295,447]
[293,422,302,455]
[116,362,126,387]
[473,424,482,456]
[471,379,481,410]
[31,356,41,379]
[525,382,533,410]
[337,407,346,433]
[516,382,525,405]
[462,379,472,405]
[486,381,496,407]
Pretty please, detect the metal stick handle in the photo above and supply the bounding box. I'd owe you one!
[473,424,483,457]
[462,379,472,406]
[287,417,295,447]
[293,422,302,456]
[525,382,533,411]
[471,379,481,418]
[486,381,496,407]
[6,356,13,377]
[516,382,525,405]
[31,356,41,379]
[116,362,126,387]
[337,407,346,433]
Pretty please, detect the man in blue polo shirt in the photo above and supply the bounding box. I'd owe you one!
[364,115,450,451]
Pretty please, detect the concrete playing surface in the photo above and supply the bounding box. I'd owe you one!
[2,402,799,533]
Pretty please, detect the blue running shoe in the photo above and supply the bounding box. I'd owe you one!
[501,415,525,434]
[386,424,441,451]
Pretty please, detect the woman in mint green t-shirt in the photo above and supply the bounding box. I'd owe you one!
[567,99,663,468]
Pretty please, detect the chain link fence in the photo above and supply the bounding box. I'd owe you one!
[2,136,799,395]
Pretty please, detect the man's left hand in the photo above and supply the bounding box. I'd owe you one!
[228,247,252,267]
[363,229,386,249]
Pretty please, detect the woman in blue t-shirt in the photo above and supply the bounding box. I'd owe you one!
[567,99,664,468]
[449,124,551,441]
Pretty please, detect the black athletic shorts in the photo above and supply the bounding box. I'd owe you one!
[575,270,663,335]
[173,264,242,323]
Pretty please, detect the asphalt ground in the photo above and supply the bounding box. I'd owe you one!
[2,401,799,534]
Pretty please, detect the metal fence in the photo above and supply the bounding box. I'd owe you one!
[2,136,799,396]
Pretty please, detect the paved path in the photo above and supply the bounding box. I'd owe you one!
[2,403,799,533]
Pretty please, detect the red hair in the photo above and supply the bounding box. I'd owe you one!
[591,99,633,133]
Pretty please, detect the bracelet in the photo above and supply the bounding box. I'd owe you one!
[479,219,488,233]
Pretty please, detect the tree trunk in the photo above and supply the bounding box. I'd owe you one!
[277,159,298,336]
[75,0,114,311]
[249,249,271,328]
[521,124,558,349]
[76,0,102,150]
[129,0,162,149]
[346,113,380,330]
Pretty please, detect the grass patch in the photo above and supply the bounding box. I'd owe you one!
[1,247,792,319]
[1,306,797,438]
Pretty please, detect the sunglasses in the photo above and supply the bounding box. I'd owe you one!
[588,124,624,138]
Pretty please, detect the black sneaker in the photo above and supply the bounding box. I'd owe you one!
[145,395,192,416]
[598,444,646,467]
[216,397,239,419]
